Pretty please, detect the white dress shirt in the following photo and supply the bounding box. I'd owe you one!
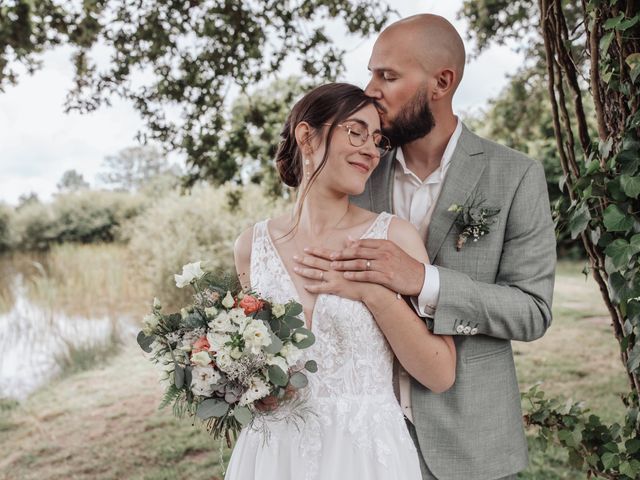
[392,118,463,422]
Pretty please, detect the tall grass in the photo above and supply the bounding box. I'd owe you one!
[125,183,288,307]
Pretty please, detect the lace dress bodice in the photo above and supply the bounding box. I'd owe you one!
[225,212,421,480]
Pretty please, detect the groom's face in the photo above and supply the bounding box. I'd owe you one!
[365,32,436,145]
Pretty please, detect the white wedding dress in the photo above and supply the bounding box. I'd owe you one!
[224,212,422,480]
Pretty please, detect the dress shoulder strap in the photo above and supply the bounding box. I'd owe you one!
[361,212,395,241]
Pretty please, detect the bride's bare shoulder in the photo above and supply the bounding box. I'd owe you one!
[348,205,379,226]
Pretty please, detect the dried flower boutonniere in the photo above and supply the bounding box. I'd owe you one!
[448,198,501,251]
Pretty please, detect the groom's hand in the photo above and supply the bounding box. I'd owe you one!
[305,239,425,296]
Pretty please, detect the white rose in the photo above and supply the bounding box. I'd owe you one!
[191,351,212,367]
[206,332,231,351]
[215,350,234,372]
[222,291,235,309]
[239,376,271,406]
[243,320,272,354]
[228,308,250,330]
[208,311,235,333]
[174,261,205,288]
[271,303,286,318]
[190,365,221,396]
[204,306,219,318]
[280,343,303,367]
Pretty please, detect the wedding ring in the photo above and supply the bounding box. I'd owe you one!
[366,260,371,271]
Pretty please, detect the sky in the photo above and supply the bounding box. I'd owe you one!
[0,1,523,205]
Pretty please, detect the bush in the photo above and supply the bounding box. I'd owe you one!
[11,190,148,250]
[0,203,12,252]
[125,182,288,307]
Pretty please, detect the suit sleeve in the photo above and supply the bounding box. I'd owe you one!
[432,161,556,342]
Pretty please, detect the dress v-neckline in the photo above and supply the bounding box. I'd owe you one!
[263,212,385,330]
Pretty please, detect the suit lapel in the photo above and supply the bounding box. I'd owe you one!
[427,125,486,262]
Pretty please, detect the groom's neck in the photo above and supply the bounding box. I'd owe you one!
[401,114,458,181]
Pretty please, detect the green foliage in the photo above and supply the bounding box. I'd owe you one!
[0,203,12,252]
[221,76,313,196]
[523,385,640,479]
[0,1,393,185]
[10,190,148,250]
[125,183,287,307]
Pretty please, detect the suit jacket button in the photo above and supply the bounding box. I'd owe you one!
[456,325,464,333]
[470,328,478,335]
[463,326,471,334]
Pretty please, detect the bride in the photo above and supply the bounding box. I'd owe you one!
[226,83,456,480]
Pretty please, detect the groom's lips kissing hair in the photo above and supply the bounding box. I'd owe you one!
[381,88,435,147]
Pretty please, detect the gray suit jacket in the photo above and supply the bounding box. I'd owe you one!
[351,124,556,480]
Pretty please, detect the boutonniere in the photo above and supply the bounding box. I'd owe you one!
[448,198,501,251]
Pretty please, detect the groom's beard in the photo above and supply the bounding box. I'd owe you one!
[382,90,435,147]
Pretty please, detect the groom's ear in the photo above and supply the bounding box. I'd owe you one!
[432,67,457,101]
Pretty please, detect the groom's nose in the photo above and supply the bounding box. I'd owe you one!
[364,79,381,99]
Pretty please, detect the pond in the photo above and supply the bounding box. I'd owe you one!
[0,251,139,400]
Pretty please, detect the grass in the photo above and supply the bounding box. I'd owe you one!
[0,256,631,479]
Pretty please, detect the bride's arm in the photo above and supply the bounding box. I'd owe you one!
[233,227,253,291]
[362,218,456,393]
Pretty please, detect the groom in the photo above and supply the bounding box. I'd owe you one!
[312,14,556,480]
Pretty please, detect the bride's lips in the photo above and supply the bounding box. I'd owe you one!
[348,161,371,174]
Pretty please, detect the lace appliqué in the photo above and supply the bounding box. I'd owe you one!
[249,213,415,480]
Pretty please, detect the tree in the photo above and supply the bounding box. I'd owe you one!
[0,1,394,185]
[460,1,640,477]
[98,145,173,191]
[57,169,90,192]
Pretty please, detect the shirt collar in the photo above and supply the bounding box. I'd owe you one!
[395,117,463,183]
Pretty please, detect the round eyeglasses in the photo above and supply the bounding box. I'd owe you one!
[323,122,392,156]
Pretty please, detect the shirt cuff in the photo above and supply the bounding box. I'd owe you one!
[410,264,440,318]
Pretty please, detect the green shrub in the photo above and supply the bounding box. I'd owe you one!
[126,182,288,307]
[0,203,12,251]
[11,190,148,249]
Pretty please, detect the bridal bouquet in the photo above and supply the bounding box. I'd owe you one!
[137,261,317,445]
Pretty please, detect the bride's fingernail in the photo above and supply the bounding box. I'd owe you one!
[293,267,299,272]
[293,255,299,261]
[303,247,310,252]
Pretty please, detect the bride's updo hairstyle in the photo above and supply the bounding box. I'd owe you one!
[275,83,378,189]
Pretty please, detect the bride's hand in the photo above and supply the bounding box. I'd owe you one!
[293,253,380,302]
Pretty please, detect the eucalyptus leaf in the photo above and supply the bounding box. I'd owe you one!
[284,316,305,329]
[292,327,316,349]
[233,406,253,426]
[196,398,229,420]
[626,52,640,82]
[304,360,318,373]
[286,302,303,317]
[174,363,185,389]
[268,365,289,387]
[137,331,156,353]
[289,371,308,389]
[264,329,284,355]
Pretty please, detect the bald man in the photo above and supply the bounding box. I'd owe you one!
[329,14,555,480]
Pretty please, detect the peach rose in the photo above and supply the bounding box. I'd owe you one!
[238,295,264,315]
[192,335,210,354]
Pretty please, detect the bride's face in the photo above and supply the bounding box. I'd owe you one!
[310,104,382,196]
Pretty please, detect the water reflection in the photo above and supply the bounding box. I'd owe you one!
[0,258,136,400]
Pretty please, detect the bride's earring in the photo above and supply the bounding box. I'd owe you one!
[304,157,311,181]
